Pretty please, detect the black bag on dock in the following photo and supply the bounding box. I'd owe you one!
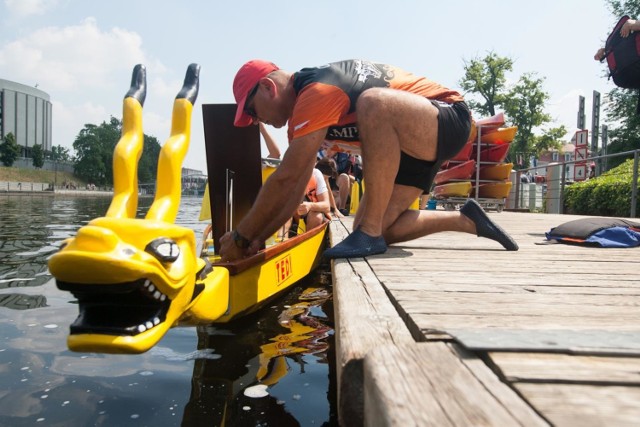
[545,217,640,248]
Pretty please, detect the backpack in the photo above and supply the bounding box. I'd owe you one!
[603,15,640,90]
[545,217,640,248]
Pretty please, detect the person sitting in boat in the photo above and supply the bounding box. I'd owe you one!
[219,59,518,261]
[282,167,331,239]
[314,157,344,219]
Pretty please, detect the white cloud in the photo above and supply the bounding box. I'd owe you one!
[4,0,59,17]
[0,17,160,92]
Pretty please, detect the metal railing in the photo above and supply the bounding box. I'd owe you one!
[511,149,640,217]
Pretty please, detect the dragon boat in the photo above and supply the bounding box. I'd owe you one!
[48,64,328,354]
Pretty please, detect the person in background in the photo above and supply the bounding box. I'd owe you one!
[594,18,640,60]
[315,157,345,219]
[281,166,331,239]
[330,152,355,215]
[259,122,281,159]
[219,59,518,261]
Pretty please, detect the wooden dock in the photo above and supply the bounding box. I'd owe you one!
[329,210,640,426]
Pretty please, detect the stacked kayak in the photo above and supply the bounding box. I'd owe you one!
[432,112,515,201]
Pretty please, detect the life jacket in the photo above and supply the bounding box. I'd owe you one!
[304,174,318,203]
[603,15,640,112]
[546,217,640,248]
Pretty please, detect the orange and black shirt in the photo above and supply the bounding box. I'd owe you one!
[286,59,464,154]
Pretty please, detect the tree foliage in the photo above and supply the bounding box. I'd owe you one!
[50,145,72,162]
[0,133,21,167]
[31,144,44,168]
[459,51,513,117]
[72,117,161,186]
[459,52,565,168]
[601,0,640,168]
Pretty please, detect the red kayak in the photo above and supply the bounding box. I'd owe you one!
[449,142,473,162]
[472,143,510,163]
[434,160,476,185]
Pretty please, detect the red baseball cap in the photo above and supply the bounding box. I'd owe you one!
[233,59,280,127]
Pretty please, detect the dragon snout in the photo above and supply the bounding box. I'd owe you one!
[72,225,121,253]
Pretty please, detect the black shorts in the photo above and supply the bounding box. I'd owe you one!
[394,101,471,191]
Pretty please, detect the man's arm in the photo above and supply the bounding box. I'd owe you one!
[219,128,327,261]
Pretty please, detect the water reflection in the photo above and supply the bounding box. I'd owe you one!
[0,195,336,426]
[183,281,335,426]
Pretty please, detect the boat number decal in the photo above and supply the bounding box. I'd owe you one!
[275,255,292,286]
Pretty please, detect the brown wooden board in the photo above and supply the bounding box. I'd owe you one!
[363,342,547,426]
[329,220,414,427]
[202,104,262,253]
[489,352,640,384]
[513,383,640,426]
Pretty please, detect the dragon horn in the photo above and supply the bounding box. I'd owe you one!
[146,64,201,223]
[106,64,147,219]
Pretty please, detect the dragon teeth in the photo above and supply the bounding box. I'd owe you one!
[138,324,147,333]
[153,317,160,325]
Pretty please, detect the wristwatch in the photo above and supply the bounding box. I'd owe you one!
[232,229,251,249]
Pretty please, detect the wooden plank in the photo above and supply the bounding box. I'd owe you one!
[363,342,548,426]
[413,314,640,333]
[330,220,414,427]
[395,293,640,315]
[489,352,640,384]
[372,282,640,295]
[514,383,640,427]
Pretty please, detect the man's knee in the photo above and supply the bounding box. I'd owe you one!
[356,88,391,118]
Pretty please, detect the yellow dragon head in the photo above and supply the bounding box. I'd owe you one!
[48,64,224,354]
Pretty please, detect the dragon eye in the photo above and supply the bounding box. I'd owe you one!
[145,238,180,263]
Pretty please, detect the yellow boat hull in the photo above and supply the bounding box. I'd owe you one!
[208,222,328,323]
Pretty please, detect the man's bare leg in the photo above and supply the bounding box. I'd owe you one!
[353,89,439,237]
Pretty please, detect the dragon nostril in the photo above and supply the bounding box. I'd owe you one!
[145,238,180,263]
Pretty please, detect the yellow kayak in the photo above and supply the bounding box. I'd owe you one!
[480,126,518,144]
[476,181,513,199]
[479,163,514,181]
[432,181,472,199]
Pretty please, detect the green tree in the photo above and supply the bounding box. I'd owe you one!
[459,51,513,117]
[31,144,44,168]
[533,125,566,154]
[73,117,162,186]
[50,145,72,162]
[138,134,161,183]
[0,133,21,167]
[601,0,640,168]
[502,73,553,167]
[460,53,563,168]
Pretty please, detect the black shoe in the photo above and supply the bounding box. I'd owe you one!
[460,199,518,251]
[339,208,349,216]
[323,228,387,259]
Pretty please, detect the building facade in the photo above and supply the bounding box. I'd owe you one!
[0,79,52,157]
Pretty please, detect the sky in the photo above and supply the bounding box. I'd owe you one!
[0,0,619,173]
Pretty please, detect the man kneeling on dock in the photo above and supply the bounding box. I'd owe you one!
[219,59,518,261]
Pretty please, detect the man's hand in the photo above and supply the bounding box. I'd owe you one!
[219,231,260,262]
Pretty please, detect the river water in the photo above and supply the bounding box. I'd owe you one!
[0,195,337,426]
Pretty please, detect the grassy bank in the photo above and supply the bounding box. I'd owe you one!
[0,166,86,186]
